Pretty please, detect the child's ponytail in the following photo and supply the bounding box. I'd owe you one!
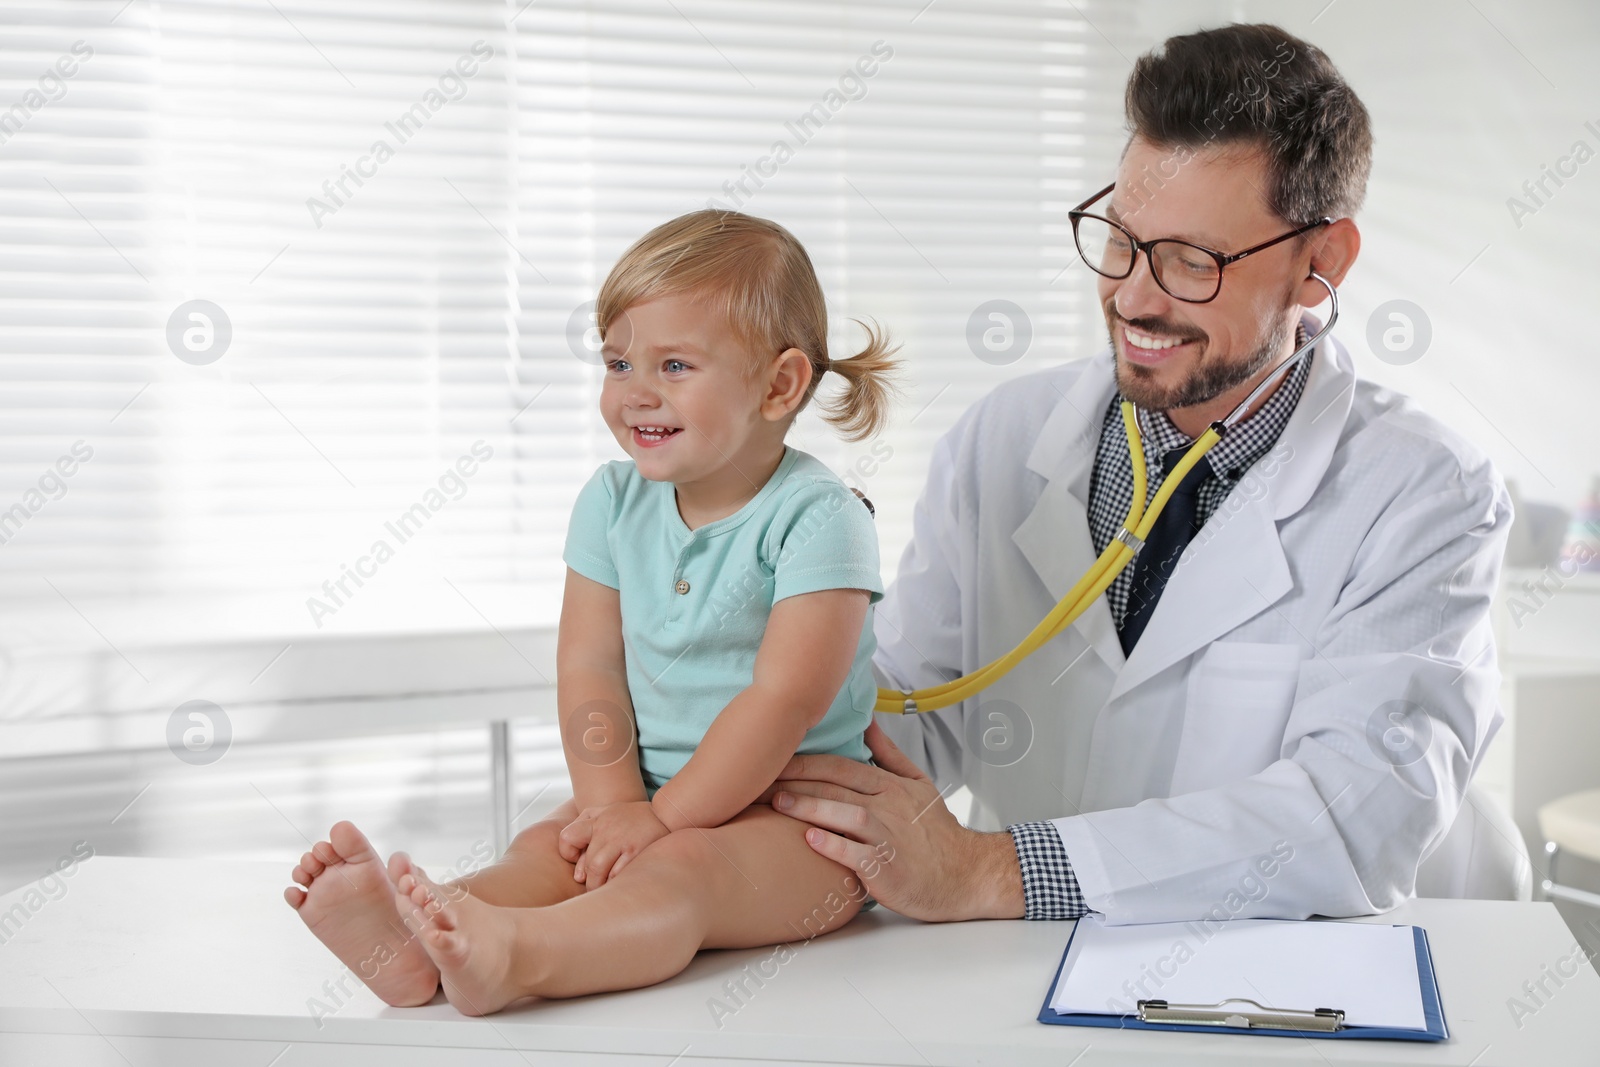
[816,319,902,443]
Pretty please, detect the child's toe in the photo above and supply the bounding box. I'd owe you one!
[425,926,464,958]
[328,821,380,864]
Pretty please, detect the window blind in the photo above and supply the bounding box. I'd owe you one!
[0,0,1132,635]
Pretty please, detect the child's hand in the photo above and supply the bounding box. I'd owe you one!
[558,801,671,890]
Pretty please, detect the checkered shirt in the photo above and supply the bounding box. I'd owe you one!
[1004,323,1312,919]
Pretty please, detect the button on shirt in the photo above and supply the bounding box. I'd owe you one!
[1003,328,1313,919]
[562,446,884,795]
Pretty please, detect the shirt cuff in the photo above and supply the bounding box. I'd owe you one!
[1006,821,1088,920]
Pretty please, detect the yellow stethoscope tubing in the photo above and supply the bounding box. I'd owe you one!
[874,273,1337,715]
[874,401,1221,714]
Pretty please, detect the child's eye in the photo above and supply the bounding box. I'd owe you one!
[606,358,630,373]
[664,359,689,373]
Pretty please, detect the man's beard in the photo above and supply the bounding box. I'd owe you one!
[1107,298,1297,414]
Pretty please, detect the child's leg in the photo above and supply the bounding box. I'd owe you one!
[286,798,587,1006]
[446,796,588,908]
[398,805,869,1014]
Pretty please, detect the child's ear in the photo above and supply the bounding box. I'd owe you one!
[761,347,813,422]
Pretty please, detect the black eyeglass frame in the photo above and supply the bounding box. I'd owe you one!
[1069,181,1333,303]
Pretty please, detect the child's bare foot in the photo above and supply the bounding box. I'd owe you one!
[285,821,441,1007]
[393,856,531,1016]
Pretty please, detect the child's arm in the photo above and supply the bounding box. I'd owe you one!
[649,585,872,833]
[556,567,648,809]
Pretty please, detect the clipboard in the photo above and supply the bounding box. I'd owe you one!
[1037,918,1448,1042]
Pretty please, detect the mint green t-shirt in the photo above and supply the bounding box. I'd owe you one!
[561,446,883,796]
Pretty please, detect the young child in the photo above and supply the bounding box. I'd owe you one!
[286,209,901,1015]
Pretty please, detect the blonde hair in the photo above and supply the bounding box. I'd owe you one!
[595,209,900,442]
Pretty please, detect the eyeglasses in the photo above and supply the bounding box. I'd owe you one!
[1068,182,1332,303]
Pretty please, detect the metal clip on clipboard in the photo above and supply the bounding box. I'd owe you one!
[1137,998,1346,1032]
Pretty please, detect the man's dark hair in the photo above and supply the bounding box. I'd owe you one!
[1125,23,1372,225]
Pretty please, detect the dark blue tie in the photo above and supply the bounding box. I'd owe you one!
[1119,448,1211,654]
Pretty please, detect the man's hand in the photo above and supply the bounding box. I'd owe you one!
[763,720,1025,921]
[557,800,670,890]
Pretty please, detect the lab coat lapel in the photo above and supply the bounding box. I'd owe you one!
[1107,320,1355,702]
[1108,486,1292,700]
[1010,353,1126,674]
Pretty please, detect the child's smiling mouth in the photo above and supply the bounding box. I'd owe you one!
[631,424,682,447]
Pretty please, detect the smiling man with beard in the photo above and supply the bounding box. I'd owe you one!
[758,23,1515,926]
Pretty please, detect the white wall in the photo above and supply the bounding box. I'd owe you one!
[1124,0,1600,513]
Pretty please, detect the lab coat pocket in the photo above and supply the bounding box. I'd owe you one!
[1170,641,1303,795]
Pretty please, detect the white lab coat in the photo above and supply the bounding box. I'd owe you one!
[871,321,1511,923]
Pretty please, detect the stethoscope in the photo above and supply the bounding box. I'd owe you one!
[875,273,1339,714]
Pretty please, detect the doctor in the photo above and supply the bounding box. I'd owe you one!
[767,23,1511,923]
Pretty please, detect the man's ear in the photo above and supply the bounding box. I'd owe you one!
[1296,217,1360,307]
[761,348,813,422]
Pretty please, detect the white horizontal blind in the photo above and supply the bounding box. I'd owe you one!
[0,0,529,629]
[1,5,156,602]
[0,0,1131,637]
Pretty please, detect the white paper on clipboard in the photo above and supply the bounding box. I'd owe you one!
[1048,916,1427,1031]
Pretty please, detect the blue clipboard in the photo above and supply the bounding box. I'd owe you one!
[1038,921,1448,1042]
